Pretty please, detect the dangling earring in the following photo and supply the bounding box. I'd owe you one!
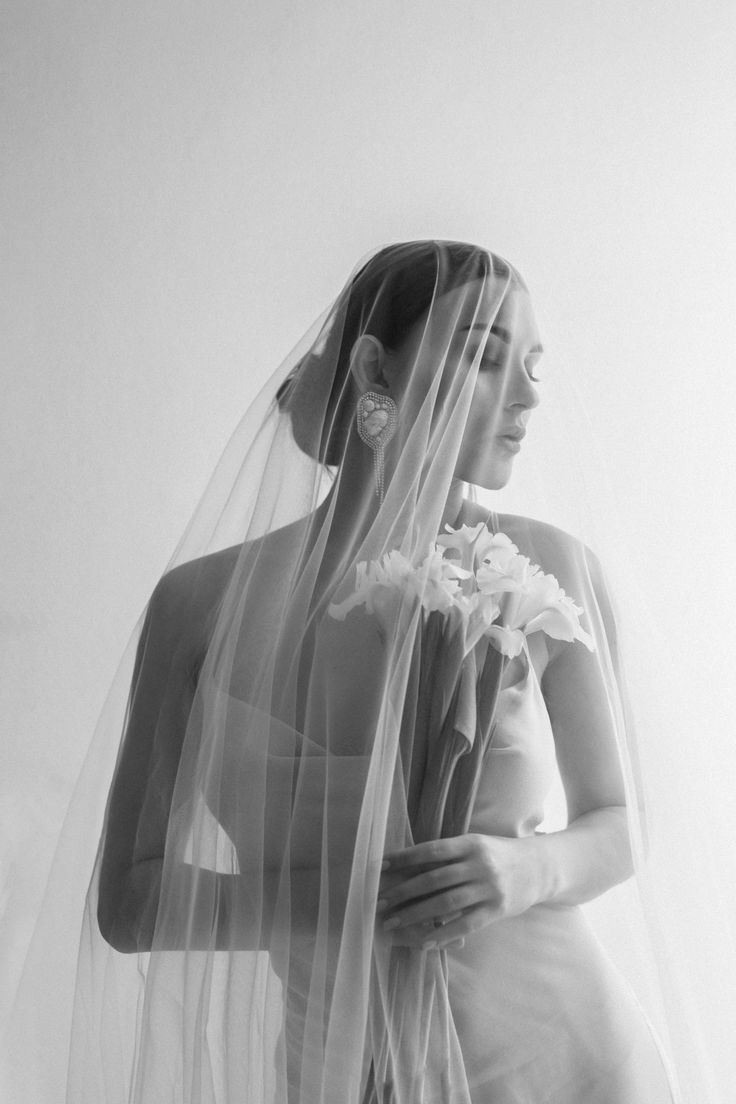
[356,391,398,505]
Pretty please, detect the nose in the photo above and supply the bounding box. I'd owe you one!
[505,361,540,412]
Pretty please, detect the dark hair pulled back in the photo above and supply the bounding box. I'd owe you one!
[277,240,516,465]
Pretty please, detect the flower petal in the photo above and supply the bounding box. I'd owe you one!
[486,624,526,657]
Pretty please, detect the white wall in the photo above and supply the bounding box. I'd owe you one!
[3,0,735,1079]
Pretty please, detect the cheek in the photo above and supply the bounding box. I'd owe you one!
[469,375,505,433]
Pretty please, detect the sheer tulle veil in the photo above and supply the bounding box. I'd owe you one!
[3,240,734,1102]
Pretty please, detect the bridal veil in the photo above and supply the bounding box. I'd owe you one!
[4,240,733,1102]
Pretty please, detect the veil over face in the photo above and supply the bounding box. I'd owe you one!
[4,240,717,1103]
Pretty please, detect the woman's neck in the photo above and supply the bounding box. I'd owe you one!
[440,478,467,532]
[320,466,468,552]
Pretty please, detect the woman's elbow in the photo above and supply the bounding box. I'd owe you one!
[96,865,159,953]
[97,904,139,953]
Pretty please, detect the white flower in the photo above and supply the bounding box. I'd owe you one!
[516,572,595,650]
[461,589,503,651]
[328,551,414,621]
[328,545,470,633]
[406,545,471,615]
[435,522,503,574]
[486,567,595,654]
[329,522,595,657]
[484,623,528,657]
[476,537,541,596]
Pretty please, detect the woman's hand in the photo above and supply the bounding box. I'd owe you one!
[377,832,543,949]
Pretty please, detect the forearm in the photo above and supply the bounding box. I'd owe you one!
[527,804,634,908]
[99,858,352,953]
[99,858,254,952]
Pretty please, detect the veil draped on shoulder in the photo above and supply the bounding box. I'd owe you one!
[3,241,733,1103]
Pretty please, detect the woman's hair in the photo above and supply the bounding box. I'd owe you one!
[276,240,521,465]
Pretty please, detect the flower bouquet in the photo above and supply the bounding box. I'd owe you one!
[329,521,594,842]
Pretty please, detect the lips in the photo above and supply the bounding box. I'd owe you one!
[496,426,526,454]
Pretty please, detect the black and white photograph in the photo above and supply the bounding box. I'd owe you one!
[2,2,735,1101]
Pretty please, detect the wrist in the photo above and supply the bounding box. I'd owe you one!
[521,832,558,908]
[520,806,633,909]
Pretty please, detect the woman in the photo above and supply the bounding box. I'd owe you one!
[66,242,678,1100]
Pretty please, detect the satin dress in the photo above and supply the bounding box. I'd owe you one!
[446,637,678,1104]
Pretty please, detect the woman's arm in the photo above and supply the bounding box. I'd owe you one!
[98,551,356,953]
[97,571,198,951]
[97,556,250,953]
[531,542,632,904]
[377,806,631,949]
[102,854,333,953]
[377,542,636,947]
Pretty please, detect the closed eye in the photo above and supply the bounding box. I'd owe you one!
[477,336,507,370]
[480,356,504,371]
[475,337,543,381]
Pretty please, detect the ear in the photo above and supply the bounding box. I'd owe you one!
[349,335,388,392]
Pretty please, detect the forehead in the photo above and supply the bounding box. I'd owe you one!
[426,278,538,342]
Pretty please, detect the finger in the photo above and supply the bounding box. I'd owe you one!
[424,905,503,949]
[377,863,471,914]
[382,836,467,872]
[422,918,471,950]
[390,911,475,949]
[388,899,501,949]
[377,868,413,895]
[381,885,478,933]
[386,910,468,947]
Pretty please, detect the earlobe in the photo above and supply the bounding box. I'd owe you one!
[349,335,388,391]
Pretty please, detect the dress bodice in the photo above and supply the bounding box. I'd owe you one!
[468,636,558,839]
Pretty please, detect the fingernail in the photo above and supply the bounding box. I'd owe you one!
[381,859,390,870]
[382,916,401,931]
[376,898,389,913]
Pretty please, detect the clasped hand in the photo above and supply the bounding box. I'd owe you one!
[377,832,542,950]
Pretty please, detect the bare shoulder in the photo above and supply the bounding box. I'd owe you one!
[147,544,242,656]
[502,514,597,576]
[147,508,313,655]
[154,544,241,606]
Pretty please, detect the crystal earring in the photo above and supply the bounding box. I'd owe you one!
[356,391,398,505]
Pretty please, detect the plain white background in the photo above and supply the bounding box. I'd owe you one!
[2,0,735,1082]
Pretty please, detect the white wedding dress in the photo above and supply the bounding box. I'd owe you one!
[446,634,677,1103]
[190,508,680,1104]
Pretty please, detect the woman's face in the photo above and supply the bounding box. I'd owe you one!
[454,281,542,489]
[387,277,543,491]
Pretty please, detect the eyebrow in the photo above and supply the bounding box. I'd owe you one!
[460,322,544,354]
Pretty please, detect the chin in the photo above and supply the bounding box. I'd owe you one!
[457,460,512,492]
